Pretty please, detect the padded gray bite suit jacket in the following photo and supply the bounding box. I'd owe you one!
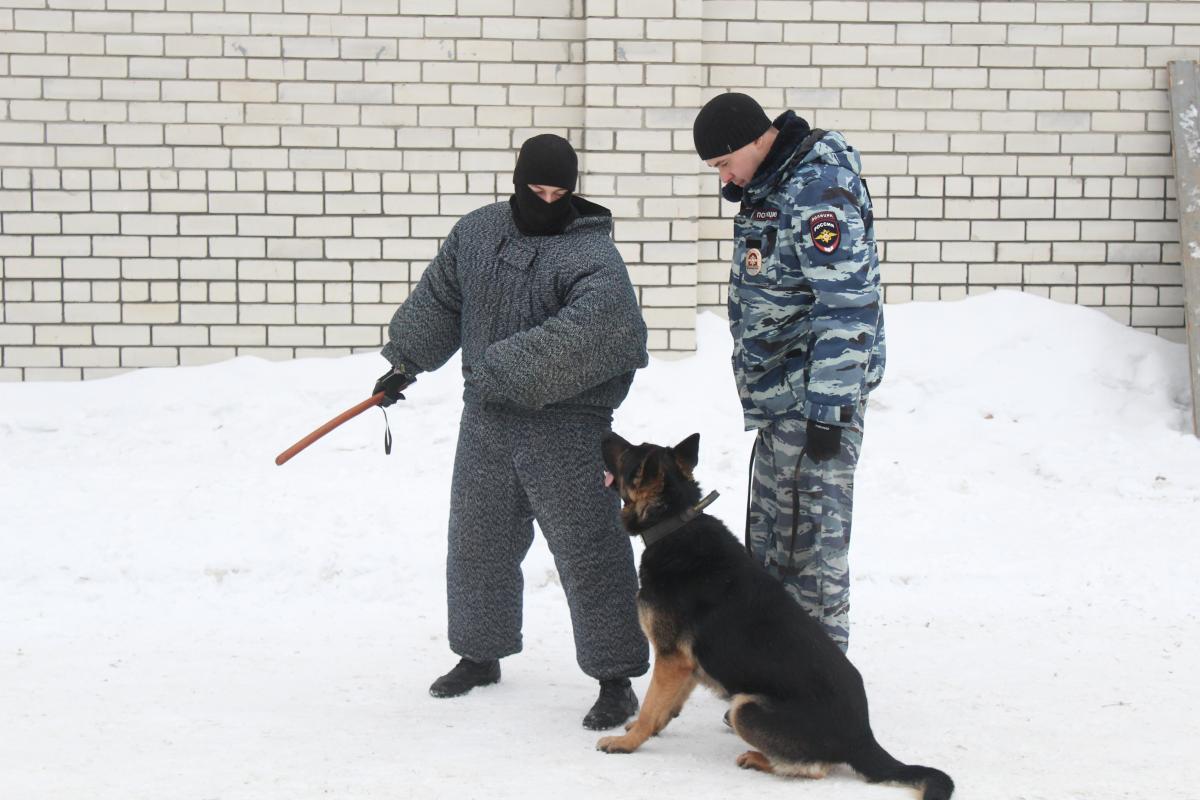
[381,197,650,679]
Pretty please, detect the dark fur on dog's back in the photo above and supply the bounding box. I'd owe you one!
[597,433,953,800]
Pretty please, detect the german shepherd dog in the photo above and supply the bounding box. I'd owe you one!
[596,432,954,800]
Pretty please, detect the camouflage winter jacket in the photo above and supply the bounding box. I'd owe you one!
[728,112,886,430]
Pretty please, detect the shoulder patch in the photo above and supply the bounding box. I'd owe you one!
[808,211,840,254]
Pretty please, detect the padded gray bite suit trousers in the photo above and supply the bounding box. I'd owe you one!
[446,402,649,680]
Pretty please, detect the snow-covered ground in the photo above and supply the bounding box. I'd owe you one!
[1,290,1197,800]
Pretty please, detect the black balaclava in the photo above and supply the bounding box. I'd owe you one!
[509,133,579,236]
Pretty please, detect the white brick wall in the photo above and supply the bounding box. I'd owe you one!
[1,0,1197,380]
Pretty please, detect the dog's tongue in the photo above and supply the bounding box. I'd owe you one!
[603,471,614,488]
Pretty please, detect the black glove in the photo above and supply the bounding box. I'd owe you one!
[805,420,842,463]
[372,367,413,408]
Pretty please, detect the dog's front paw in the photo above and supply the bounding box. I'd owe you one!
[596,734,638,754]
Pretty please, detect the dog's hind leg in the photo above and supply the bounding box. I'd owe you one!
[736,750,774,773]
[729,694,831,779]
[597,652,695,753]
[774,761,832,779]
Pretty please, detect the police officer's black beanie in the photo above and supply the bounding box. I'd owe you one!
[513,133,578,192]
[692,92,773,160]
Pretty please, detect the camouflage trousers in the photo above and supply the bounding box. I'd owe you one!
[747,404,866,652]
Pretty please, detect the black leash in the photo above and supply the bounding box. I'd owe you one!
[743,431,759,554]
[786,446,810,574]
[743,427,811,572]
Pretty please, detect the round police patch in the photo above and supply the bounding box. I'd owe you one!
[809,211,840,254]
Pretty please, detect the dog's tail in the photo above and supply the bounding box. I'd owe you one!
[847,736,954,800]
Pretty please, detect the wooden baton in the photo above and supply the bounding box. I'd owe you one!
[275,392,386,466]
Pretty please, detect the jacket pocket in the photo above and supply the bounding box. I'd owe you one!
[497,236,536,272]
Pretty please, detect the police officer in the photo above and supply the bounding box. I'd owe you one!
[692,93,886,652]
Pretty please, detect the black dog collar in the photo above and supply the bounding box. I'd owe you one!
[639,491,720,548]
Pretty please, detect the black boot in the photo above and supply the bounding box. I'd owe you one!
[582,677,639,730]
[429,657,500,698]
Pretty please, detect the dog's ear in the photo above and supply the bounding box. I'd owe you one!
[601,433,631,471]
[638,452,661,484]
[673,433,700,472]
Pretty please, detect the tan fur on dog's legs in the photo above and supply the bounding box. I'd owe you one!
[729,694,831,779]
[736,751,774,772]
[597,653,694,753]
[663,674,697,724]
[736,749,828,778]
[624,673,696,732]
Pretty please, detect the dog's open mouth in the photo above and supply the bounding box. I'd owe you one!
[603,470,614,488]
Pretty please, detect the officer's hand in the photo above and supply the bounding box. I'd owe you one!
[372,367,413,408]
[805,420,842,463]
